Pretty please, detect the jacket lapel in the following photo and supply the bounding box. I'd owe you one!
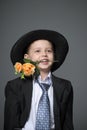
[52,75,62,130]
[20,78,33,127]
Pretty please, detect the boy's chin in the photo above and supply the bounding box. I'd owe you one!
[39,67,51,72]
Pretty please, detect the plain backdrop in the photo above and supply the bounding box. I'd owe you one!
[0,0,87,130]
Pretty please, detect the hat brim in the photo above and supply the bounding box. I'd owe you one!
[10,29,69,72]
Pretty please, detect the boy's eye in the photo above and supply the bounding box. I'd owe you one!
[35,50,40,52]
[47,49,53,52]
[34,49,53,53]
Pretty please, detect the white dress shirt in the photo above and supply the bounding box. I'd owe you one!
[22,72,55,130]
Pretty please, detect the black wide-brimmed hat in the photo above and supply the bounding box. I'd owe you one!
[10,29,69,72]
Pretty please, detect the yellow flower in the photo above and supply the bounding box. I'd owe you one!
[14,62,22,73]
[22,63,35,76]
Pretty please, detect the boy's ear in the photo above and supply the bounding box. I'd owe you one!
[24,54,29,59]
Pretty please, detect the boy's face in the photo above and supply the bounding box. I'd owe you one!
[24,40,54,72]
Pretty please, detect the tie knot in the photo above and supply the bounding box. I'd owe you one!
[36,79,50,92]
[41,83,50,91]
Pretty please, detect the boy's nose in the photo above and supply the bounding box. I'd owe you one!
[42,51,47,56]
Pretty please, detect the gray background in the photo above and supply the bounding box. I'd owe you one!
[0,0,87,130]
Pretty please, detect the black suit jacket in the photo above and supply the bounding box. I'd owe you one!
[4,75,74,130]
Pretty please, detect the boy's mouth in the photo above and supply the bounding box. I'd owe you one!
[41,59,49,62]
[39,59,50,63]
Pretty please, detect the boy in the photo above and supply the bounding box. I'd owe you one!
[4,29,74,130]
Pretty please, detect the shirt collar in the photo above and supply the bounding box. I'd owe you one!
[34,72,52,85]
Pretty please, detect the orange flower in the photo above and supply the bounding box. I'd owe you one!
[22,63,35,76]
[14,59,40,79]
[14,62,22,73]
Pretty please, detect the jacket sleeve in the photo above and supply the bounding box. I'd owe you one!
[63,82,74,130]
[4,81,21,130]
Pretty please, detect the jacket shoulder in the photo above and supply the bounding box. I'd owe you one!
[52,74,72,84]
[52,74,73,92]
[6,77,32,86]
[5,77,32,97]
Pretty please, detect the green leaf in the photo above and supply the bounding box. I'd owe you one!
[23,58,39,66]
[23,58,31,63]
[21,73,25,79]
[15,71,18,74]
